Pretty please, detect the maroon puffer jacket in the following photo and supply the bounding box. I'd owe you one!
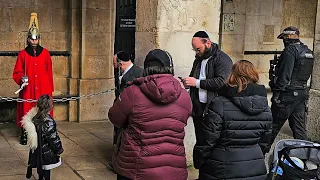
[108,74,192,180]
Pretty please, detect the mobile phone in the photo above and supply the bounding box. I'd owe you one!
[178,77,183,81]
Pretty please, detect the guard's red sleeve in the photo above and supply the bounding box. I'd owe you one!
[12,51,25,85]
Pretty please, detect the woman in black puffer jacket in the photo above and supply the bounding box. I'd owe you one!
[193,60,272,180]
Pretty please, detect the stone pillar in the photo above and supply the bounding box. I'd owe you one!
[307,1,320,141]
[68,0,81,122]
[136,0,222,165]
[77,0,115,122]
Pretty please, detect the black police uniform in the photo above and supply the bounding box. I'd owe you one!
[269,40,314,145]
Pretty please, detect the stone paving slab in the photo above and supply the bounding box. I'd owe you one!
[0,125,19,137]
[15,149,30,164]
[63,156,106,170]
[77,169,117,180]
[61,143,90,157]
[50,163,83,180]
[0,121,201,179]
[0,159,27,176]
[0,175,36,180]
[0,136,11,149]
[6,136,29,151]
[0,148,21,161]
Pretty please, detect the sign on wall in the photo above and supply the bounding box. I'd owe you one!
[223,14,235,32]
[118,16,136,31]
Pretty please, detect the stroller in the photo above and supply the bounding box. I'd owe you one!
[268,139,320,180]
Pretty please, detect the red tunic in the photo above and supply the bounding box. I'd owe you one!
[12,45,54,127]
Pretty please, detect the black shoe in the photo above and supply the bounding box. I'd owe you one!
[20,128,27,145]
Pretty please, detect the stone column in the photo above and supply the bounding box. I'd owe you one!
[307,1,320,141]
[77,0,115,122]
[68,0,81,122]
[136,0,222,165]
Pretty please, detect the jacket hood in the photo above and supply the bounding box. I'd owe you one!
[232,95,269,115]
[219,84,268,115]
[131,74,182,104]
[21,107,38,151]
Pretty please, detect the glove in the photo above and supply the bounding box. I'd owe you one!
[271,91,281,104]
[21,76,29,84]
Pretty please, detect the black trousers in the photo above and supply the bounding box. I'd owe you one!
[117,174,132,180]
[192,102,207,146]
[269,90,308,145]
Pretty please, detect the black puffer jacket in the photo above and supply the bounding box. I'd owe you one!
[22,108,63,167]
[194,84,272,180]
[38,115,64,164]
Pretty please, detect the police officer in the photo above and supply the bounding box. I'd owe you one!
[269,26,314,146]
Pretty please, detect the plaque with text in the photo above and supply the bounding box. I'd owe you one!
[118,17,136,31]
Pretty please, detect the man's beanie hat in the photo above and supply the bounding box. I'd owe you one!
[144,49,173,69]
[193,31,209,38]
[116,51,130,62]
[277,26,300,39]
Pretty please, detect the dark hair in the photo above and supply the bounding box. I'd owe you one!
[116,51,130,62]
[193,31,209,38]
[33,94,53,125]
[143,66,174,76]
[227,60,259,92]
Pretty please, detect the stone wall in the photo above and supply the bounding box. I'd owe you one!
[221,0,317,86]
[307,1,320,142]
[77,0,115,122]
[0,0,71,121]
[0,0,116,122]
[136,0,222,166]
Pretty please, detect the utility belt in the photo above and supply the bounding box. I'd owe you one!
[286,81,308,90]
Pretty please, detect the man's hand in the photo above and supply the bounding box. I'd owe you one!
[183,77,197,87]
[271,91,281,104]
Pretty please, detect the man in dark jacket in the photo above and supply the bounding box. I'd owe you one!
[112,52,143,142]
[269,27,314,147]
[112,51,143,101]
[109,51,144,172]
[182,31,233,146]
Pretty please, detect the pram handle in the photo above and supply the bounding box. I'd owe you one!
[278,145,320,171]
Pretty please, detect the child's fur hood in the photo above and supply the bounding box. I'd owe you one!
[21,107,38,151]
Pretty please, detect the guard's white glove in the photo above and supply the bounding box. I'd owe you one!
[15,76,29,94]
[21,76,29,84]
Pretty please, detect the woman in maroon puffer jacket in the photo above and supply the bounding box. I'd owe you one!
[108,49,192,180]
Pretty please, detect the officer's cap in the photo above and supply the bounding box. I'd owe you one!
[277,26,300,39]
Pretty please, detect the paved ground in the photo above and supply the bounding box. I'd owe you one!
[0,121,199,180]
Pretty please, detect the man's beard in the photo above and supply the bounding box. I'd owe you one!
[196,45,212,60]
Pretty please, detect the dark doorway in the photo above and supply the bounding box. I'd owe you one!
[114,0,136,62]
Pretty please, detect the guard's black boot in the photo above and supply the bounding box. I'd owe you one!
[20,128,27,145]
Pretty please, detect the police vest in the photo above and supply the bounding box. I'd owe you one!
[288,44,314,89]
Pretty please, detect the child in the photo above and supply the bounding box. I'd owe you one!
[22,94,63,180]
